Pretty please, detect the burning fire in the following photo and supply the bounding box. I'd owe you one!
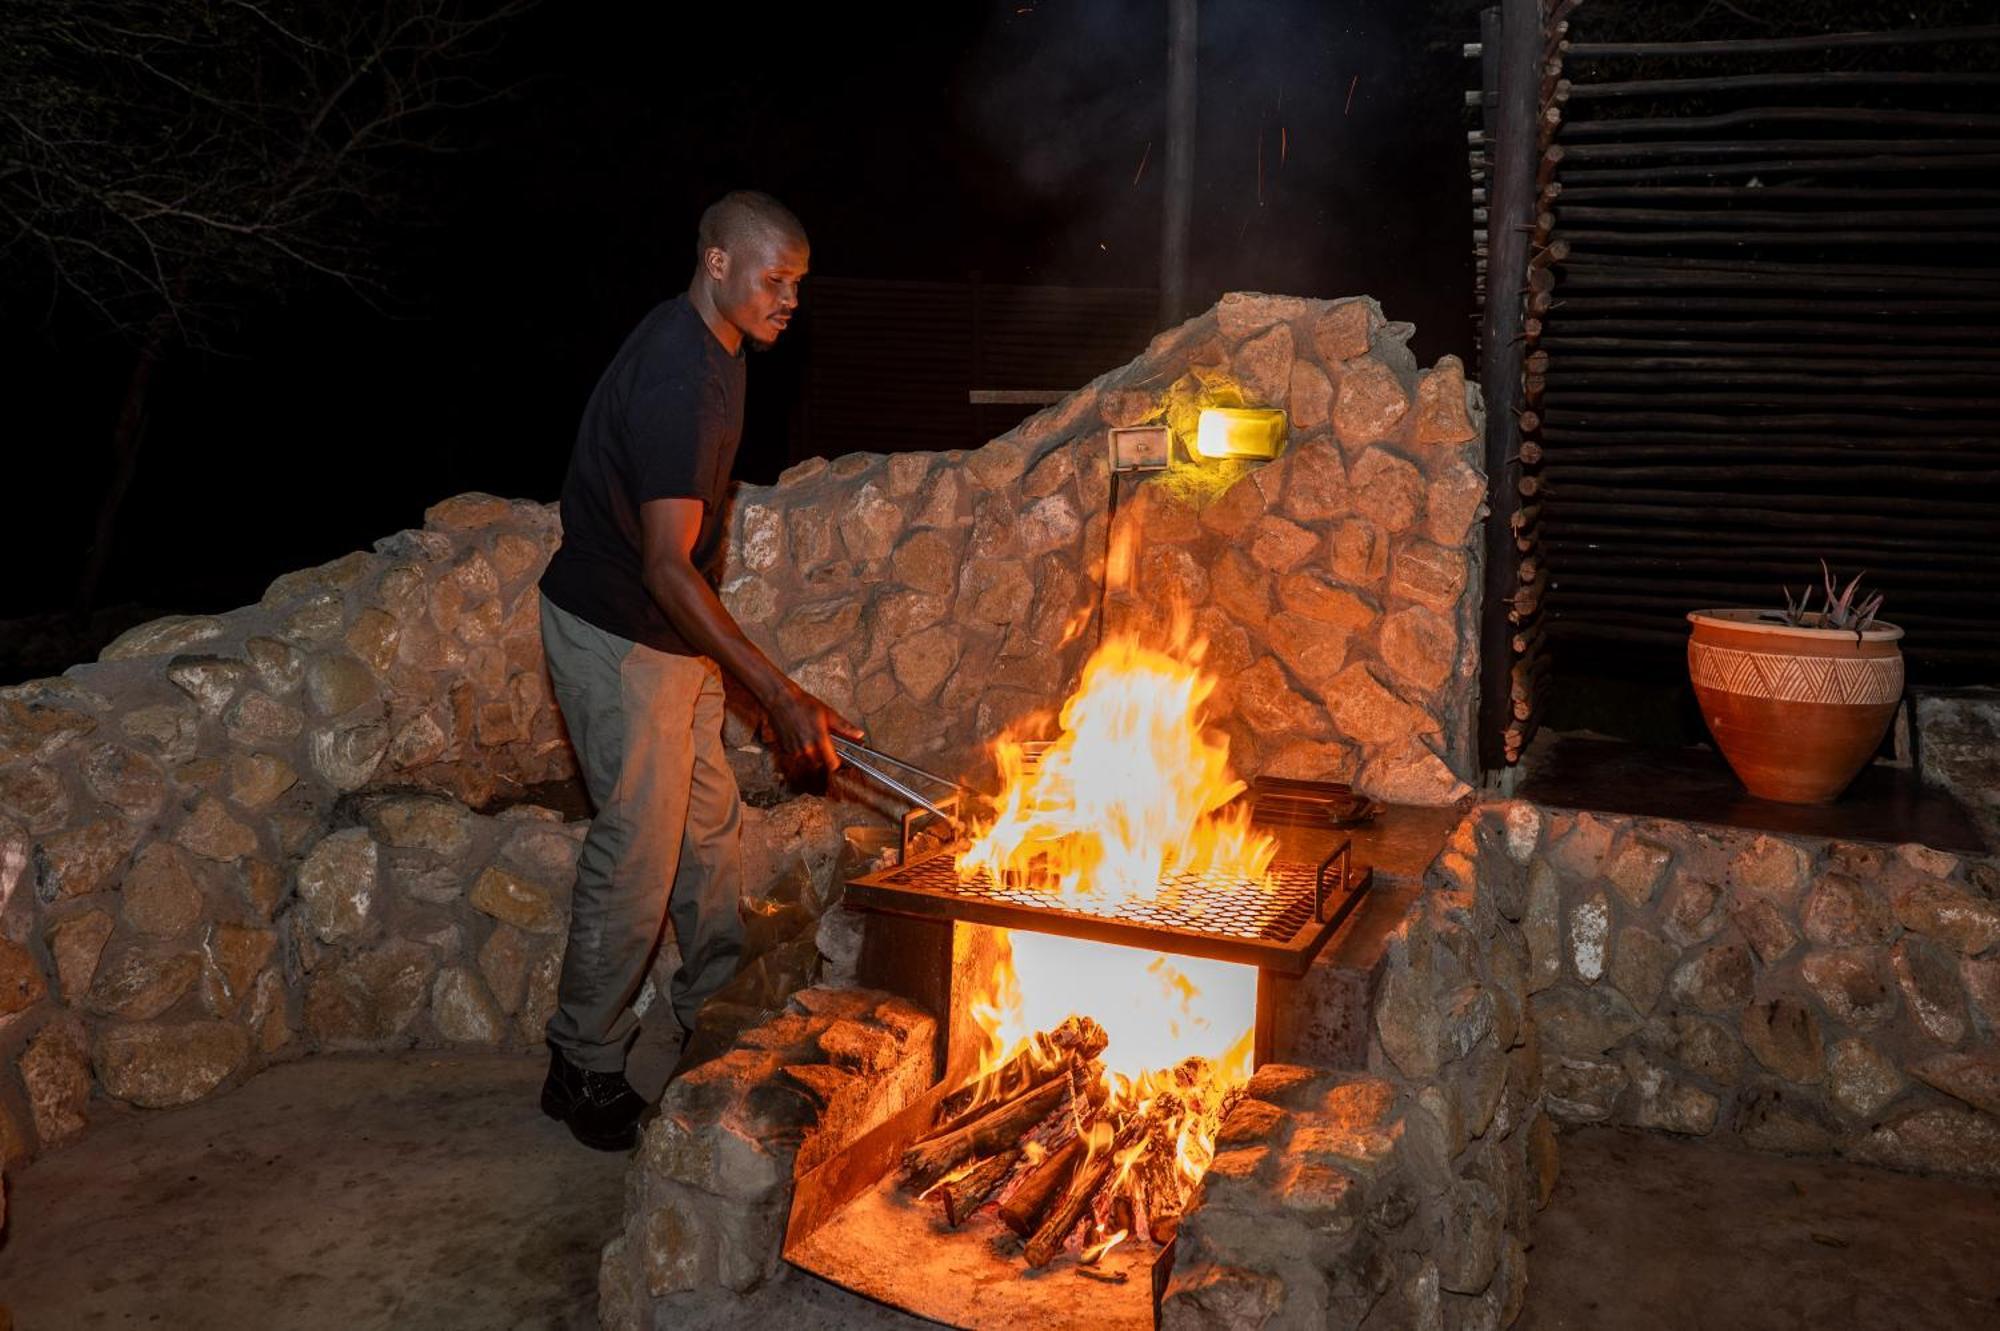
[942,628,1270,1256]
[970,930,1253,1202]
[954,630,1277,907]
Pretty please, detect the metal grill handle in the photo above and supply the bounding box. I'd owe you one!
[1313,840,1353,923]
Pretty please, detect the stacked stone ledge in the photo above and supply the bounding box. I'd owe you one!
[0,494,850,1177]
[596,986,935,1328]
[715,291,1488,807]
[1163,825,1546,1331]
[1463,800,2000,1180]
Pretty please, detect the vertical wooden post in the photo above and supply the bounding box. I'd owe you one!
[1476,0,1539,776]
[1158,0,1197,328]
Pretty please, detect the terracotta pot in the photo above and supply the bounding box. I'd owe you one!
[1686,609,1904,805]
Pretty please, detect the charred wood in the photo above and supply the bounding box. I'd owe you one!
[932,1016,1107,1127]
[998,1131,1090,1237]
[1023,1114,1152,1269]
[940,1149,1022,1228]
[900,1067,1087,1195]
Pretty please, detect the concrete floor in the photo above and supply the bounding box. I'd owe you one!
[5,1057,1998,1330]
[0,1052,625,1330]
[1525,1126,2000,1331]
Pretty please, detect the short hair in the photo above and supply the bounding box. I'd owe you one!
[695,190,806,264]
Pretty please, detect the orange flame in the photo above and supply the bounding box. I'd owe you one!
[955,626,1270,1242]
[955,629,1276,906]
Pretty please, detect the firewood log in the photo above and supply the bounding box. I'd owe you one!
[918,1066,1066,1151]
[1142,1152,1184,1244]
[939,1148,1021,1227]
[934,1015,1109,1125]
[899,1065,1089,1195]
[997,1131,1088,1236]
[1023,1114,1152,1268]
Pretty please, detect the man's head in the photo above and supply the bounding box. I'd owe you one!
[690,190,808,352]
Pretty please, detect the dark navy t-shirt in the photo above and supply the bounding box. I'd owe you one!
[540,294,745,655]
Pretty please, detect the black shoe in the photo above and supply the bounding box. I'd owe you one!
[540,1046,646,1152]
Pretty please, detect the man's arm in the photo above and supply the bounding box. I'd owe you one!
[639,497,861,772]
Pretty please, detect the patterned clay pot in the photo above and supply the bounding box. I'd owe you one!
[1686,609,1905,805]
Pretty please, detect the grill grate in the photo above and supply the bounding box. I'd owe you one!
[877,854,1323,942]
[844,841,1371,974]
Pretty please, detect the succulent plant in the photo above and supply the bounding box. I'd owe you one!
[1780,561,1885,639]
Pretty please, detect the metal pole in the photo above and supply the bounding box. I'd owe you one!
[1159,0,1197,328]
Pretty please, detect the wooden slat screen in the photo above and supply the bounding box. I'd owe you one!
[1474,3,2000,768]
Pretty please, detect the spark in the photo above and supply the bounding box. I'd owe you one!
[1132,139,1151,187]
[1345,75,1358,115]
[1280,125,1287,167]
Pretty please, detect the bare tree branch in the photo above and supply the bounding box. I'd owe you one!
[0,0,534,346]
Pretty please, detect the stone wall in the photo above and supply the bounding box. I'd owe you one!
[1159,813,1555,1331]
[716,291,1487,805]
[1360,815,1550,1329]
[1917,689,2000,849]
[1462,801,2000,1180]
[597,985,936,1327]
[0,495,850,1177]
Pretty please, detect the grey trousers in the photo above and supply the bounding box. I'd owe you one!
[539,598,745,1074]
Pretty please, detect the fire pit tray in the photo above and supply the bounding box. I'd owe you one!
[843,841,1370,975]
[785,1075,1168,1330]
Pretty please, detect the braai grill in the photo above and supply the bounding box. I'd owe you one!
[844,839,1365,974]
[791,757,1386,1328]
[834,736,1375,975]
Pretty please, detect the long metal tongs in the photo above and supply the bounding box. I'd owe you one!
[832,737,973,826]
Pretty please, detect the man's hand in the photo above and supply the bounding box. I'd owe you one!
[766,684,864,774]
[639,498,864,776]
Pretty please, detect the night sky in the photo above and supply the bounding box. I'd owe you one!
[3,1,1478,669]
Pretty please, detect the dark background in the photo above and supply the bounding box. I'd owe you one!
[2,0,1479,663]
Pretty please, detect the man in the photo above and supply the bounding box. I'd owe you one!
[535,190,861,1151]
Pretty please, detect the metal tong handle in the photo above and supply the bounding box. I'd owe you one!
[833,737,968,824]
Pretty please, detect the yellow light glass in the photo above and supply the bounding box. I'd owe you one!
[1193,407,1287,460]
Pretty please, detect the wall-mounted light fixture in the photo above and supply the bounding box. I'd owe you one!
[1194,407,1288,461]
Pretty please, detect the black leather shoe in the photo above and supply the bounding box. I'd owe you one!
[540,1046,646,1152]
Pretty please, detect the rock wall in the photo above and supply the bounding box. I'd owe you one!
[1917,689,2000,849]
[716,291,1487,805]
[597,985,936,1327]
[0,495,852,1175]
[1463,801,2000,1180]
[1165,812,1563,1330]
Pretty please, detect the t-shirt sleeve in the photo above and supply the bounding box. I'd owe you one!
[625,369,720,505]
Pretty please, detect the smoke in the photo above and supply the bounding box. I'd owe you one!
[951,1,1470,360]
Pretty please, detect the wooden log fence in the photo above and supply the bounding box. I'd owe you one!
[1469,5,1996,765]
